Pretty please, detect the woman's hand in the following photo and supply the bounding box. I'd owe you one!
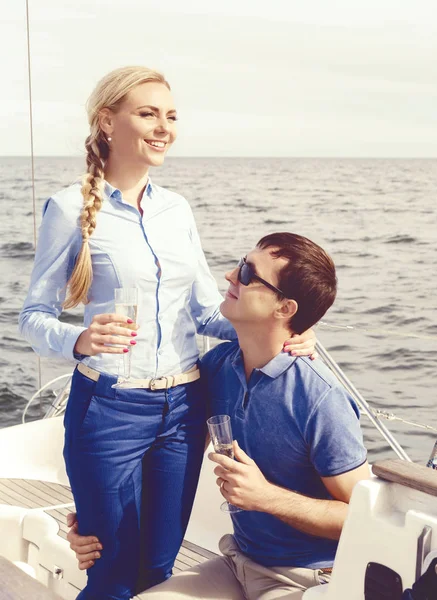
[74,313,139,357]
[283,327,318,360]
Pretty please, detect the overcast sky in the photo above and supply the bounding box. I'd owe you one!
[1,0,437,157]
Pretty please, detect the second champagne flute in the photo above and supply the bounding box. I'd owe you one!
[111,287,138,389]
[207,415,242,514]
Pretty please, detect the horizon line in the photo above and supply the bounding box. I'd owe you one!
[0,155,436,160]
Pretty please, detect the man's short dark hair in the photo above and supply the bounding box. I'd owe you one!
[257,232,337,334]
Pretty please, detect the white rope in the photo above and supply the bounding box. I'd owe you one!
[371,409,437,433]
[319,320,437,342]
[25,0,43,399]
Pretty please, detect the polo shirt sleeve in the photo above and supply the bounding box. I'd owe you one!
[304,385,367,477]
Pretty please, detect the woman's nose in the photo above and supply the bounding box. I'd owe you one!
[155,118,170,134]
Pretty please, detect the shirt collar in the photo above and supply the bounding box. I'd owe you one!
[258,350,297,379]
[230,344,297,383]
[104,178,154,202]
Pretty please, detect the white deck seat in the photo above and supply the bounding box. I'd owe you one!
[304,459,437,599]
[0,555,63,599]
[303,584,330,597]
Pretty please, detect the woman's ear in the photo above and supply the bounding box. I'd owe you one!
[98,108,114,136]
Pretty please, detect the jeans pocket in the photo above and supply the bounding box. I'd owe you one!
[64,370,98,439]
[78,394,99,434]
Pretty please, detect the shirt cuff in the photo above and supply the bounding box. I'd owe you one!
[62,326,87,362]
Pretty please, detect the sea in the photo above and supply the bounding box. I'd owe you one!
[0,156,436,464]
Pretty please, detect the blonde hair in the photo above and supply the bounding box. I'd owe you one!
[63,66,170,309]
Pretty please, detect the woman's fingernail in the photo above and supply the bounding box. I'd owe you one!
[130,340,136,345]
[131,332,137,337]
[291,351,297,356]
[127,318,133,324]
[123,348,129,353]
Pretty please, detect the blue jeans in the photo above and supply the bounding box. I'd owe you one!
[63,367,206,600]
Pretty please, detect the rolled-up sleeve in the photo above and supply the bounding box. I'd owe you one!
[18,198,87,361]
[187,207,237,341]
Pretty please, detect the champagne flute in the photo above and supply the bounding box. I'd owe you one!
[111,287,138,389]
[207,415,242,514]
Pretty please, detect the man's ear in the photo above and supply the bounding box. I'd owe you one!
[274,298,298,323]
[98,108,114,136]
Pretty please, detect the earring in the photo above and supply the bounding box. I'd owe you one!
[107,136,112,142]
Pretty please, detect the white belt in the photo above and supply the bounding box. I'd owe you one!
[77,362,200,390]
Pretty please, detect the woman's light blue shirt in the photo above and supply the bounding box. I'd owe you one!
[19,180,236,379]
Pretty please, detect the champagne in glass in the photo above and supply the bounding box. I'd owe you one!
[111,287,138,389]
[207,415,242,514]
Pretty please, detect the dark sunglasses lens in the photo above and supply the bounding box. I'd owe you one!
[239,262,252,286]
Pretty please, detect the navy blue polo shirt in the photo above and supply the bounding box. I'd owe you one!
[201,341,367,569]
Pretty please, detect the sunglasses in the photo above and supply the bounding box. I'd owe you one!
[237,257,289,298]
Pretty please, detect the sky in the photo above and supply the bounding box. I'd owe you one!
[1,0,437,157]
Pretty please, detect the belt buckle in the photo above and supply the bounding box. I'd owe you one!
[150,376,172,390]
[150,376,168,391]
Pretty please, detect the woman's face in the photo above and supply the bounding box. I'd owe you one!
[102,81,177,168]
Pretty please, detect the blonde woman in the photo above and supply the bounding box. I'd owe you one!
[19,67,316,600]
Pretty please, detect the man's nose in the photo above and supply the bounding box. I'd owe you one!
[225,266,239,285]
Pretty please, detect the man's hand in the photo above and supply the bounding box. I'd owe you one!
[209,441,273,511]
[283,327,318,360]
[66,512,102,570]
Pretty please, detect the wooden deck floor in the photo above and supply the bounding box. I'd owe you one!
[0,478,217,574]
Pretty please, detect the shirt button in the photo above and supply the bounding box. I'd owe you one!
[158,349,164,355]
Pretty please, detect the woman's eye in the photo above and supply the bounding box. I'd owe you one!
[140,112,154,118]
[168,116,178,122]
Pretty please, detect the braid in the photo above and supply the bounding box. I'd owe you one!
[63,134,107,309]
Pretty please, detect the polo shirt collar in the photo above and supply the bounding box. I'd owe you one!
[258,350,297,379]
[230,344,297,383]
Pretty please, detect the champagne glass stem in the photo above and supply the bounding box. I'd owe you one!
[123,349,132,380]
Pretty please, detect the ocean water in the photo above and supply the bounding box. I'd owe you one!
[0,156,436,464]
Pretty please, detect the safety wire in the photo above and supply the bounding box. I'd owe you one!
[25,0,43,404]
[318,320,437,434]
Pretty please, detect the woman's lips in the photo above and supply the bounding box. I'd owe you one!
[144,140,167,152]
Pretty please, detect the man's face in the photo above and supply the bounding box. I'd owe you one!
[220,246,289,327]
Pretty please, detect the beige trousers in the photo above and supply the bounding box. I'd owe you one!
[140,534,330,600]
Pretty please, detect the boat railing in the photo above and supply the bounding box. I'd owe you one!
[316,341,412,462]
[20,334,435,466]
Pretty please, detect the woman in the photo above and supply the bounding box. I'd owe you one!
[19,66,316,600]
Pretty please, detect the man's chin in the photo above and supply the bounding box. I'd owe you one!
[220,299,234,322]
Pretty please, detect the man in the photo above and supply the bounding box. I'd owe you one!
[68,232,370,599]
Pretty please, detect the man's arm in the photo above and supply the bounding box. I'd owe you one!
[211,441,370,541]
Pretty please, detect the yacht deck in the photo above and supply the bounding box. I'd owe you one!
[0,478,216,574]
